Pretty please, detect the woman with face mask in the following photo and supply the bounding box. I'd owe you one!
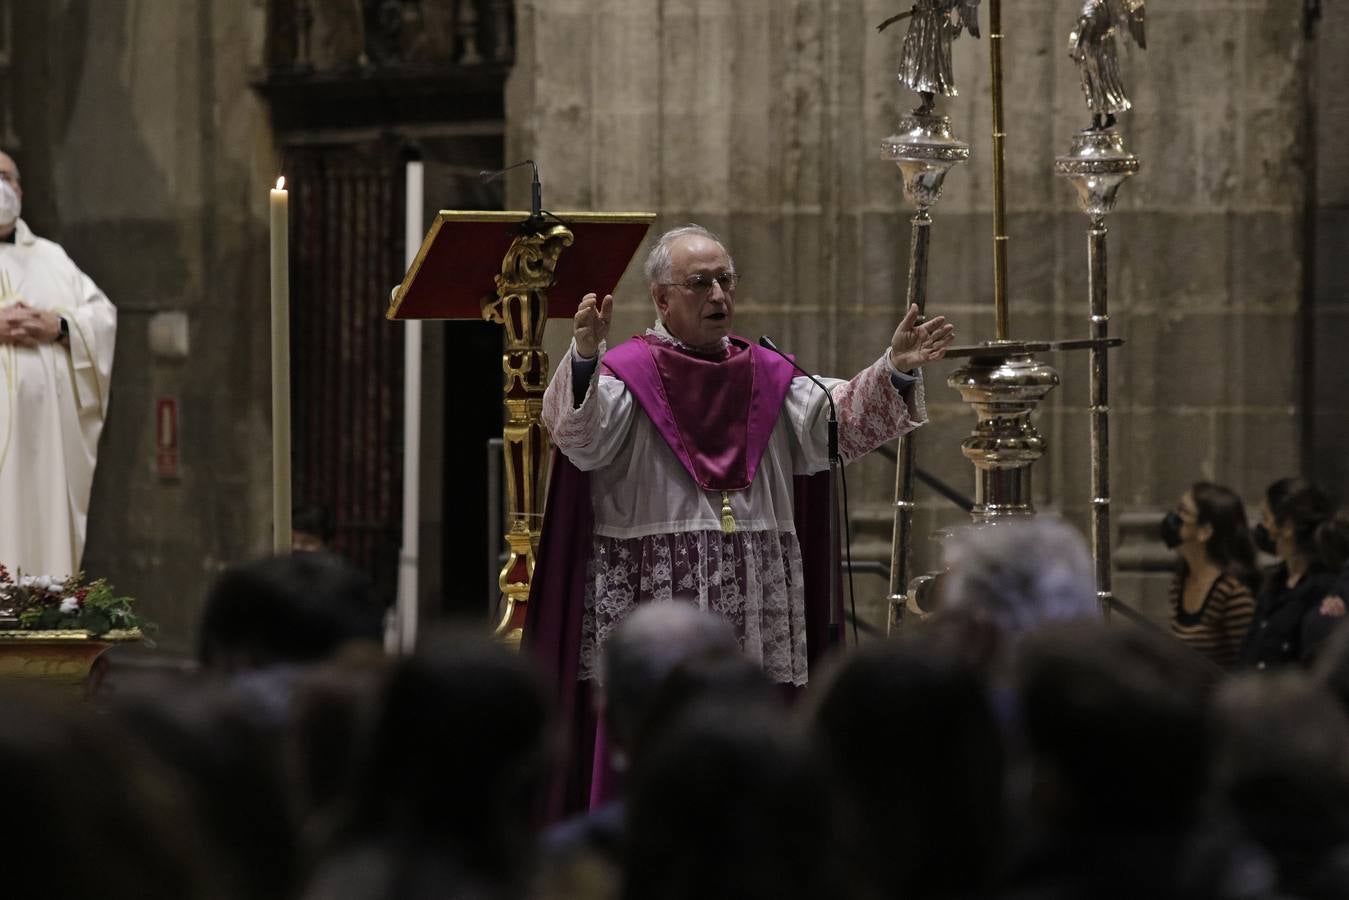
[1161,482,1258,669]
[1238,478,1349,670]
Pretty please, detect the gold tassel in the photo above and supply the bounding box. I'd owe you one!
[720,491,736,534]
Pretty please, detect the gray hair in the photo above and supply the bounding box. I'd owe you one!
[939,517,1099,636]
[643,224,734,287]
[600,602,740,749]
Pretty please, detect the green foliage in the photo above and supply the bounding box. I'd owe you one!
[0,566,155,641]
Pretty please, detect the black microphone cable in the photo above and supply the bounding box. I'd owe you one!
[758,336,859,645]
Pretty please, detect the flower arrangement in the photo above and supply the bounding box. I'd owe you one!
[0,564,154,638]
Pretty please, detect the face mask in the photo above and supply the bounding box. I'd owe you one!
[1252,523,1276,555]
[1159,511,1184,549]
[0,180,19,226]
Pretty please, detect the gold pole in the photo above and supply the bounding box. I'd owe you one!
[989,0,1010,340]
[481,224,575,645]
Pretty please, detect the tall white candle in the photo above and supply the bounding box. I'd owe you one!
[270,177,293,554]
[395,159,424,653]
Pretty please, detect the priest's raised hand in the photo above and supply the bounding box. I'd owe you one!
[573,291,613,360]
[889,302,955,373]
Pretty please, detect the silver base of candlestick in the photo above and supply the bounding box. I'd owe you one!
[947,350,1061,522]
[1054,128,1139,221]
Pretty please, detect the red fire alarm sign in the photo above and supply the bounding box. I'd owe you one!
[155,397,179,478]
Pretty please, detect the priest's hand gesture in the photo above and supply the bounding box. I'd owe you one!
[889,303,955,372]
[574,292,613,360]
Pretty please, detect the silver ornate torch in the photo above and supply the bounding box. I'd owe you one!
[1055,0,1145,617]
[880,2,975,633]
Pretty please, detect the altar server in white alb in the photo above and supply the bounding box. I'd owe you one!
[0,150,116,578]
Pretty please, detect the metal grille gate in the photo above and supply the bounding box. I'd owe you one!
[285,143,404,598]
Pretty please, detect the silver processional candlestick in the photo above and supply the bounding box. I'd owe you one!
[879,2,975,633]
[1055,0,1145,618]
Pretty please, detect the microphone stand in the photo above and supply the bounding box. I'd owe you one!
[759,336,845,641]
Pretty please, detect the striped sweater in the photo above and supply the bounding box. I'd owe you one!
[1169,571,1256,669]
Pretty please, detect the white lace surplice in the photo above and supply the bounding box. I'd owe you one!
[541,328,926,685]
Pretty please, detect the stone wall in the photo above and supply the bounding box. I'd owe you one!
[1311,2,1349,499]
[12,0,277,657]
[508,0,1322,627]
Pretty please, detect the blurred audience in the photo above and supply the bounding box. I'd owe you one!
[536,602,756,900]
[199,552,384,674]
[1162,482,1258,669]
[301,629,552,900]
[15,512,1349,900]
[809,637,1005,900]
[197,552,385,723]
[931,516,1099,686]
[622,702,847,900]
[112,681,299,900]
[283,645,391,841]
[0,686,222,900]
[1004,622,1220,900]
[1208,673,1349,898]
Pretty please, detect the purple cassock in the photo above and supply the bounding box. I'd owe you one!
[523,333,842,820]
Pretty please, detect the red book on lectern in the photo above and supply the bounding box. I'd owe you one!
[387,210,656,321]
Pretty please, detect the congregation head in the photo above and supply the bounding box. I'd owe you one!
[1260,477,1349,569]
[1016,621,1219,835]
[1180,481,1258,578]
[808,637,1006,898]
[937,516,1099,643]
[197,551,384,673]
[599,600,741,760]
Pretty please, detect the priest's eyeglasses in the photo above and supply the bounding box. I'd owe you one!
[661,272,740,295]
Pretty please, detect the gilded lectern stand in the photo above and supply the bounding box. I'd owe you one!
[387,211,653,644]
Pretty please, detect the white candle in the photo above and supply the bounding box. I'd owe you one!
[396,159,424,653]
[270,177,292,554]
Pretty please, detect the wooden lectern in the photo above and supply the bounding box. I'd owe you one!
[388,211,654,643]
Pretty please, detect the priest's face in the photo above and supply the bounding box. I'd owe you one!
[653,234,736,352]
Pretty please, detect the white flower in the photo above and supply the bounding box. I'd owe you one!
[18,574,62,592]
[59,597,80,615]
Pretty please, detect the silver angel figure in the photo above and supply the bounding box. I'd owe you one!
[898,0,981,115]
[1070,0,1146,130]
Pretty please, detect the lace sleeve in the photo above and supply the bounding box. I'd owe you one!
[783,353,928,473]
[833,353,927,462]
[541,339,635,471]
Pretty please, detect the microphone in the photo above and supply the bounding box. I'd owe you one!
[758,336,838,463]
[479,159,543,230]
[760,335,854,641]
